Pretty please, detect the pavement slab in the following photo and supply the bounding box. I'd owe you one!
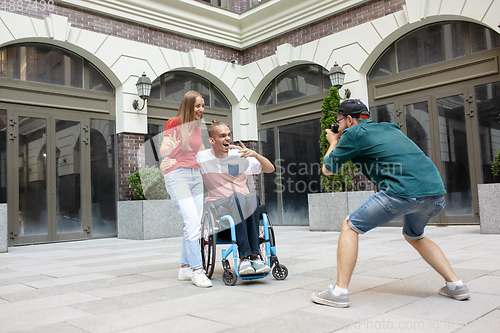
[0,226,498,332]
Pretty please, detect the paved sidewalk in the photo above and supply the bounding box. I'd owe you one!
[0,226,499,332]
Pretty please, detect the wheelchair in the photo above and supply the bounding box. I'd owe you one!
[200,200,288,285]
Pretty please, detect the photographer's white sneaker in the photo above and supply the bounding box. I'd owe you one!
[192,269,212,288]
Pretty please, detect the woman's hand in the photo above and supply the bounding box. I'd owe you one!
[160,129,179,156]
[160,157,177,174]
[165,130,179,151]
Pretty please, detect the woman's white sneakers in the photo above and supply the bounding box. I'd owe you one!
[191,269,212,288]
[178,268,192,281]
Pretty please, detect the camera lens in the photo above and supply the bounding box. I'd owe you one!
[331,123,339,133]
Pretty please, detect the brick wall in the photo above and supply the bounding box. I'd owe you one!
[0,2,240,63]
[1,0,404,65]
[117,133,145,201]
[242,0,405,64]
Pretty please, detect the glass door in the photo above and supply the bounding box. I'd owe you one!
[52,116,89,241]
[15,114,50,243]
[11,110,90,244]
[399,89,479,224]
[434,90,479,223]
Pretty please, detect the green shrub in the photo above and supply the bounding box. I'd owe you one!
[492,149,500,178]
[319,86,356,192]
[127,166,169,200]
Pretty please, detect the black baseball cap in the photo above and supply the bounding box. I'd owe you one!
[332,99,369,118]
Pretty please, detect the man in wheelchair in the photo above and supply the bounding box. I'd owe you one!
[196,121,276,276]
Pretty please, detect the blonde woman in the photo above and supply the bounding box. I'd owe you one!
[160,90,211,288]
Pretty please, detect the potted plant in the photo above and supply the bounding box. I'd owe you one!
[118,166,183,239]
[127,166,169,200]
[478,148,500,234]
[308,87,373,231]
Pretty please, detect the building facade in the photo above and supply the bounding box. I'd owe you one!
[1,0,499,245]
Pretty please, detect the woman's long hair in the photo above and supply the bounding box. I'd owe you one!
[176,90,203,151]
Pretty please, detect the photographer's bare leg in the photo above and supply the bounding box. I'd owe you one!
[311,218,356,307]
[406,236,469,300]
[405,236,458,282]
[337,218,359,289]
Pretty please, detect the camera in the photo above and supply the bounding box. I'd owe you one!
[331,122,339,134]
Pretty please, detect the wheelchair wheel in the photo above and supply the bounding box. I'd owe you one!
[259,214,276,265]
[272,264,288,280]
[222,269,237,286]
[200,210,216,278]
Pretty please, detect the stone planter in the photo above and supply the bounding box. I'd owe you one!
[118,199,183,240]
[0,204,7,253]
[478,183,500,234]
[308,191,373,231]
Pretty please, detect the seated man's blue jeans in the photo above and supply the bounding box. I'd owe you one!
[348,191,445,239]
[213,193,261,258]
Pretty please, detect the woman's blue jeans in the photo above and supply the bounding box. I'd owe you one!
[164,167,203,270]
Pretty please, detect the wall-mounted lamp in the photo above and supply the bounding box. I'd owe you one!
[328,62,351,99]
[132,72,152,111]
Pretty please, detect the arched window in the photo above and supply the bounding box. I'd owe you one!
[368,22,500,80]
[145,71,232,167]
[149,71,230,110]
[257,64,332,107]
[1,43,114,93]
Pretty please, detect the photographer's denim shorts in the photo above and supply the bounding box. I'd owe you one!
[347,191,445,239]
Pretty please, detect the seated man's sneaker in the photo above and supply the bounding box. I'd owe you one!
[438,284,470,300]
[251,257,271,274]
[238,257,255,275]
[311,286,350,308]
[178,267,192,281]
[191,269,212,288]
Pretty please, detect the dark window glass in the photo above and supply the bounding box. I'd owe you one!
[276,65,320,103]
[278,119,321,225]
[368,47,392,79]
[259,128,277,222]
[257,65,329,107]
[396,22,464,72]
[0,110,6,203]
[403,101,431,157]
[470,23,500,54]
[475,81,500,183]
[145,123,163,167]
[13,44,84,88]
[370,104,396,123]
[213,85,230,109]
[164,72,210,106]
[257,82,273,107]
[437,94,472,216]
[55,120,82,233]
[149,78,161,100]
[0,47,6,78]
[89,63,114,93]
[90,119,117,236]
[18,117,48,236]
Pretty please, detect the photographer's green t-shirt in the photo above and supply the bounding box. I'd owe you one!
[323,119,446,198]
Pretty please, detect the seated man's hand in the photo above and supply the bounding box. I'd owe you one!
[233,141,258,158]
[160,157,177,174]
